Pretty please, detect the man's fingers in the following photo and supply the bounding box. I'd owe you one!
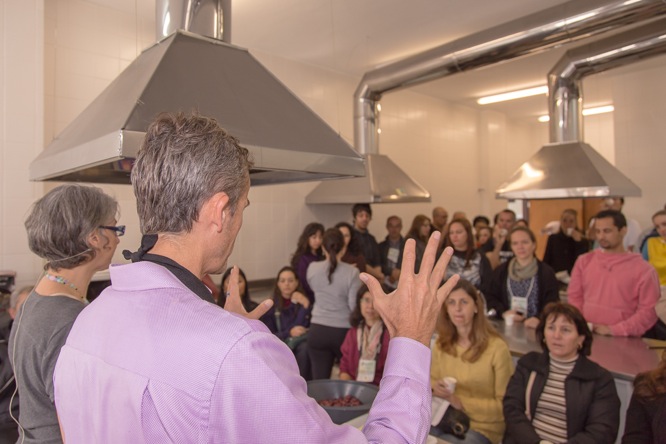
[418,231,441,281]
[430,246,454,290]
[435,272,460,305]
[398,238,417,281]
[246,299,273,320]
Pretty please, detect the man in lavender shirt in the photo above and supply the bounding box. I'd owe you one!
[53,112,459,443]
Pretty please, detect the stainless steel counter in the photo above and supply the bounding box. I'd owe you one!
[492,320,664,381]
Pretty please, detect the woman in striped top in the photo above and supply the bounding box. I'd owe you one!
[502,302,620,443]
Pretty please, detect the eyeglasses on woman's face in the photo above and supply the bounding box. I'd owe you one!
[99,225,126,237]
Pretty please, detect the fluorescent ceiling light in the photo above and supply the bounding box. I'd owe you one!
[477,85,548,105]
[538,105,615,122]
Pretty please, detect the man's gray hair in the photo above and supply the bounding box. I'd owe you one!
[25,184,119,270]
[132,112,253,234]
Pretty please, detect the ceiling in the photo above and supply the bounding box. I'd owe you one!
[90,0,666,122]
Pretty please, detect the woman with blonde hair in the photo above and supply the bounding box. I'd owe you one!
[431,279,514,444]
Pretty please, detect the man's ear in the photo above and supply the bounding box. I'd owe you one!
[205,192,231,233]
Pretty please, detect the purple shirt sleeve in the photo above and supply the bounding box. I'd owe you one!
[209,332,432,443]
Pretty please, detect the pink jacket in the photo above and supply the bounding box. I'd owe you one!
[568,249,659,336]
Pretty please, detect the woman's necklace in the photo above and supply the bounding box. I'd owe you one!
[45,272,82,299]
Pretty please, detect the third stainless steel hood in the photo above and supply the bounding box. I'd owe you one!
[496,18,666,200]
[495,141,641,199]
[30,30,365,185]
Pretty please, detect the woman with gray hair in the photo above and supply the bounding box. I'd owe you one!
[9,184,121,444]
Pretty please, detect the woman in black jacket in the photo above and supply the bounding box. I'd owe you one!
[486,226,559,328]
[503,302,620,443]
[622,350,666,443]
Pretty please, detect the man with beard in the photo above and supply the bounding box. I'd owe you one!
[568,210,659,337]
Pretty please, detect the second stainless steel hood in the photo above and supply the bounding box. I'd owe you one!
[30,30,365,185]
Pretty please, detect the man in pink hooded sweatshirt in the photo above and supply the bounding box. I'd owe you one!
[568,209,659,337]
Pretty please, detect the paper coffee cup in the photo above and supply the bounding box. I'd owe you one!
[566,227,574,236]
[499,228,508,237]
[587,322,594,332]
[443,377,457,393]
[504,313,515,326]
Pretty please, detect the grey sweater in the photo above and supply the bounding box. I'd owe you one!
[8,291,85,444]
[307,260,362,329]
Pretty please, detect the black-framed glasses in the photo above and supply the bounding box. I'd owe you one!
[99,225,126,237]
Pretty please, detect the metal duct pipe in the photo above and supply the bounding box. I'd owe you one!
[156,0,231,43]
[354,0,666,155]
[549,17,666,143]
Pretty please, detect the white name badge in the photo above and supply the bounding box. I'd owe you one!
[387,247,400,264]
[511,296,528,315]
[357,359,376,383]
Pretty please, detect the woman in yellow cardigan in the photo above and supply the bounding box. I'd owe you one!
[431,279,514,444]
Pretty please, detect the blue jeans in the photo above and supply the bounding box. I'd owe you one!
[429,427,492,444]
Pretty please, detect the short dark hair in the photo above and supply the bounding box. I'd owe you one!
[595,209,627,230]
[500,209,516,220]
[352,203,372,218]
[472,215,490,227]
[536,302,593,356]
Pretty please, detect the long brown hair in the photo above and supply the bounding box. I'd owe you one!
[271,266,305,311]
[290,222,324,269]
[322,228,344,283]
[406,214,431,243]
[436,279,500,363]
[445,218,475,268]
[633,351,666,400]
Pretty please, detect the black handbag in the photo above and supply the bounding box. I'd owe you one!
[432,402,471,439]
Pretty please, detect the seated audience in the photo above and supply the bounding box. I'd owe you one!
[431,279,514,444]
[622,350,666,443]
[404,214,431,273]
[290,222,325,304]
[335,221,367,274]
[378,215,404,289]
[486,227,559,328]
[568,210,660,336]
[218,267,258,312]
[339,285,390,386]
[542,209,589,274]
[475,226,492,249]
[503,302,620,443]
[443,218,492,296]
[261,266,311,379]
[482,209,516,269]
[307,229,362,380]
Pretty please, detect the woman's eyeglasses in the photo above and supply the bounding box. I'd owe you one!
[99,225,126,237]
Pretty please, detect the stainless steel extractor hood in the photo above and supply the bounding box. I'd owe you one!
[307,0,666,205]
[495,142,642,199]
[305,154,430,204]
[30,1,365,185]
[497,17,666,199]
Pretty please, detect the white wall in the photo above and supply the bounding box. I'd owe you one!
[0,1,45,287]
[2,1,664,287]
